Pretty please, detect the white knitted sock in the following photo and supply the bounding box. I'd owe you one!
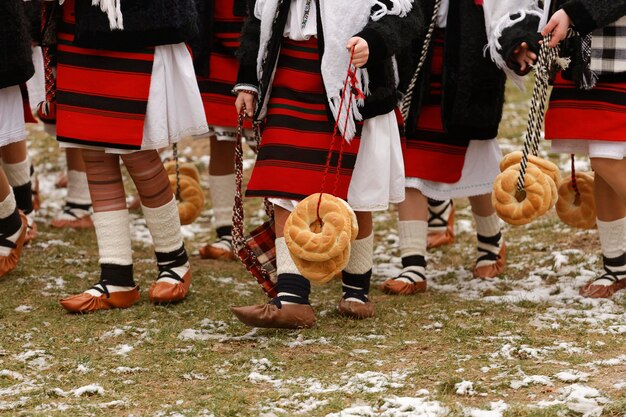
[141,197,184,253]
[474,212,502,238]
[595,217,626,286]
[66,170,92,205]
[399,220,428,258]
[276,237,302,304]
[345,233,373,274]
[343,233,373,303]
[209,174,236,229]
[85,210,133,296]
[396,220,428,284]
[3,158,30,187]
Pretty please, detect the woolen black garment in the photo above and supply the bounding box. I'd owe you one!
[398,0,507,141]
[189,0,248,77]
[0,0,35,89]
[73,0,199,50]
[498,0,626,82]
[236,0,424,121]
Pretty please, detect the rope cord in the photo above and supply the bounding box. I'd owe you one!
[570,154,580,197]
[399,0,442,122]
[516,34,566,193]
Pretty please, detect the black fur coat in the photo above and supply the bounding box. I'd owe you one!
[0,0,35,89]
[398,0,507,140]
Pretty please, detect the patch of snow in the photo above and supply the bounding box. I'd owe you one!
[554,370,590,383]
[455,380,477,396]
[510,375,553,389]
[464,400,509,417]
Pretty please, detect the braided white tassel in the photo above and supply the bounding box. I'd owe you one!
[92,0,124,30]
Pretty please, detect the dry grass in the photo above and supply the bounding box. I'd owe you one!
[0,81,624,416]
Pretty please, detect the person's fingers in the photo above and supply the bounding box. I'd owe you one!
[244,95,255,117]
[346,37,359,50]
[528,51,537,61]
[519,61,527,72]
[542,19,557,37]
[235,95,244,114]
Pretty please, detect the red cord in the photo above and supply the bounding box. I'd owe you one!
[316,48,360,222]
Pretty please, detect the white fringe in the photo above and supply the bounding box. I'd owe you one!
[92,0,124,30]
[372,0,414,21]
[485,9,543,90]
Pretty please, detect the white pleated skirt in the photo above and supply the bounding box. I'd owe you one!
[405,139,502,200]
[0,85,27,146]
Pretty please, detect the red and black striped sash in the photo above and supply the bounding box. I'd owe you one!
[246,38,361,201]
[56,0,154,149]
[403,30,468,184]
[546,74,626,142]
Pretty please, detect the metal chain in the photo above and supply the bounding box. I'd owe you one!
[399,0,442,122]
[516,34,562,193]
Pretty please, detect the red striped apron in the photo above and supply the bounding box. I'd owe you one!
[246,38,362,201]
[197,0,243,128]
[403,30,468,184]
[56,0,154,150]
[546,74,626,142]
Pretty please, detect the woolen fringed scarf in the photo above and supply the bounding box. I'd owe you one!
[254,0,414,141]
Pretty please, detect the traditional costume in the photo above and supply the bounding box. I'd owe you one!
[191,0,248,261]
[230,0,418,329]
[381,0,508,296]
[491,0,626,299]
[0,0,35,277]
[54,0,208,313]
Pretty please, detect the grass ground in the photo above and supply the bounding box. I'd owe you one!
[0,82,624,417]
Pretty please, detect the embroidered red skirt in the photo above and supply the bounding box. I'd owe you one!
[56,0,154,150]
[545,74,626,142]
[403,30,468,184]
[197,0,243,128]
[246,38,361,201]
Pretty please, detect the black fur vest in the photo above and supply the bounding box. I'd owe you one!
[0,0,35,89]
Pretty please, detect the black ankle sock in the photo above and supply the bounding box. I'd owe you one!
[402,255,426,268]
[13,183,33,215]
[477,231,502,263]
[0,209,22,239]
[216,225,233,239]
[342,270,371,303]
[155,244,188,273]
[271,273,311,306]
[427,198,445,206]
[100,264,135,287]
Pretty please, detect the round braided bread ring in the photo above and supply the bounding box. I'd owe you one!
[492,164,552,225]
[499,151,561,187]
[168,174,205,225]
[285,193,353,262]
[164,161,201,185]
[556,171,596,229]
[293,245,350,285]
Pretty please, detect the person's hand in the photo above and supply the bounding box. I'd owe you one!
[346,37,369,68]
[512,42,538,73]
[235,91,256,118]
[542,9,572,48]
